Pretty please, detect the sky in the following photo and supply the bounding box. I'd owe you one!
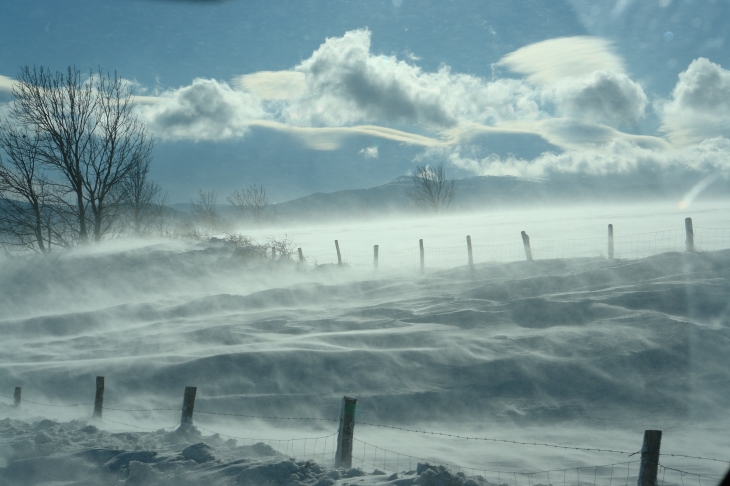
[1,0,730,202]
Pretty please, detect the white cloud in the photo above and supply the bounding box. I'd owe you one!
[0,34,661,162]
[659,58,730,144]
[282,29,545,128]
[0,75,15,93]
[441,137,730,179]
[547,70,647,127]
[359,146,379,158]
[497,36,625,84]
[136,78,266,141]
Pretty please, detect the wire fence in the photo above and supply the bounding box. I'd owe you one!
[1,390,727,484]
[297,226,730,270]
[2,221,729,481]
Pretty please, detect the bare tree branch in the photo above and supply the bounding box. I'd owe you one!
[191,189,221,233]
[406,162,456,212]
[227,184,269,225]
[6,65,155,244]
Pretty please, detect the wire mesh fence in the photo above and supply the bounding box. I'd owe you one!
[2,389,728,483]
[296,226,730,271]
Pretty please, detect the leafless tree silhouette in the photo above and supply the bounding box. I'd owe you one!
[191,189,221,232]
[407,162,456,212]
[7,66,154,243]
[120,153,169,236]
[227,184,269,225]
[0,126,55,253]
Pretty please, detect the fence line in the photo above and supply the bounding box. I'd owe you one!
[353,436,646,484]
[295,219,730,270]
[2,390,728,467]
[2,386,727,482]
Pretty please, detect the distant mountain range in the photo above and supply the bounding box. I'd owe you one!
[170,172,730,223]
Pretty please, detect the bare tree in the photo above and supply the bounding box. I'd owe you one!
[227,184,269,225]
[0,126,54,253]
[83,70,154,241]
[7,66,153,243]
[120,153,169,236]
[191,189,220,232]
[407,162,456,212]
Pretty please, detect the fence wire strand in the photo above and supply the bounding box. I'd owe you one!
[297,226,730,271]
[357,422,636,455]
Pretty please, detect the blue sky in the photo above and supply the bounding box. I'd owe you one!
[1,0,730,202]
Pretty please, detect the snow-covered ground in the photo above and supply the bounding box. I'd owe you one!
[0,204,729,485]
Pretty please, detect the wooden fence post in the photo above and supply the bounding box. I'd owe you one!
[335,396,357,469]
[93,376,104,418]
[181,386,197,428]
[335,240,342,265]
[608,224,614,260]
[521,231,533,261]
[13,387,20,407]
[272,246,277,260]
[419,239,425,274]
[373,245,379,269]
[466,235,474,272]
[685,217,694,252]
[637,430,662,486]
[298,248,304,263]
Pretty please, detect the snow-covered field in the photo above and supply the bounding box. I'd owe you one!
[0,203,729,485]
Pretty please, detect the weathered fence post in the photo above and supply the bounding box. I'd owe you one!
[335,396,357,469]
[608,224,614,260]
[466,235,474,273]
[298,248,304,263]
[373,245,379,269]
[637,430,662,486]
[685,217,694,252]
[13,387,20,407]
[335,240,342,265]
[93,376,104,418]
[272,246,277,260]
[521,231,533,261]
[180,386,197,428]
[419,239,425,274]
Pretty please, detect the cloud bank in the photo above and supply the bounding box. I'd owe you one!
[439,137,730,179]
[5,29,728,180]
[659,58,730,144]
[282,29,544,129]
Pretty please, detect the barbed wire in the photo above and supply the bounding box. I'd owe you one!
[103,406,181,413]
[195,410,338,422]
[661,453,730,464]
[193,423,337,443]
[354,437,641,476]
[0,393,90,408]
[357,422,637,455]
[100,417,180,432]
[4,392,728,468]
